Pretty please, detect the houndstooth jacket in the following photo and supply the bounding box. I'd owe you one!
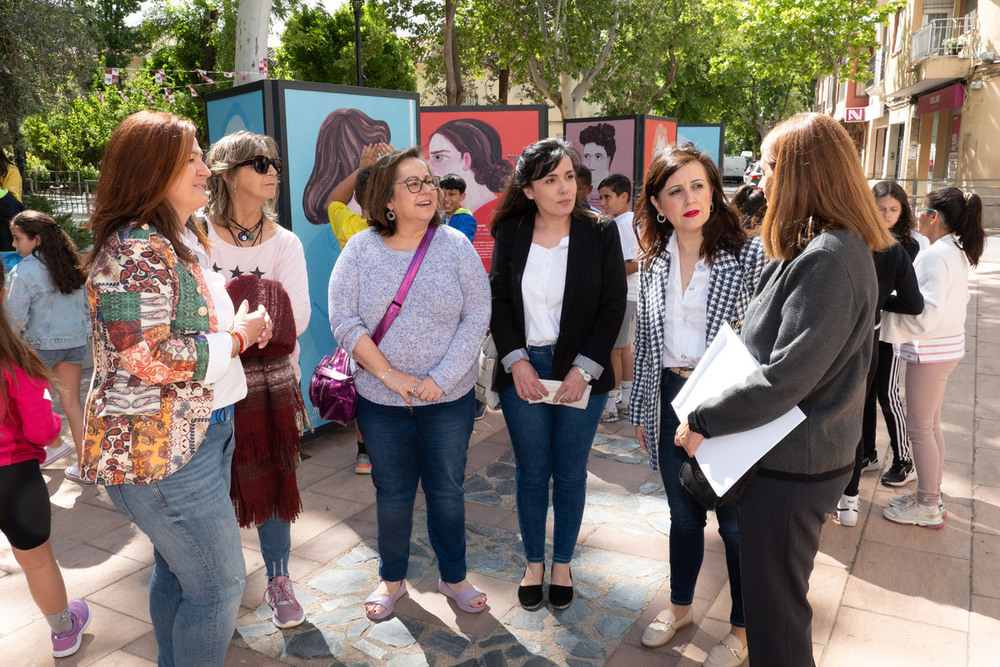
[628,236,767,470]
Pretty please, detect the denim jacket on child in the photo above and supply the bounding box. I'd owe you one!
[4,253,90,350]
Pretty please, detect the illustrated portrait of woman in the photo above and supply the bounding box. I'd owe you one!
[426,118,514,230]
[653,123,671,156]
[303,108,391,224]
[578,122,617,187]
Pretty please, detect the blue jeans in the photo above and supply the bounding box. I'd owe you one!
[257,518,291,579]
[499,345,605,564]
[356,390,475,583]
[105,418,246,667]
[658,370,744,627]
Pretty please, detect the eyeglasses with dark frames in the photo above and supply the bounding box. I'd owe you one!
[234,155,282,175]
[396,175,440,193]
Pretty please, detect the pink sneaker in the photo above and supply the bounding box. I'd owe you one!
[265,576,305,628]
[52,599,91,658]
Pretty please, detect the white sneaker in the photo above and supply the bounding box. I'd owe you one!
[836,494,859,527]
[889,492,946,517]
[43,439,73,466]
[883,499,944,528]
[65,463,94,485]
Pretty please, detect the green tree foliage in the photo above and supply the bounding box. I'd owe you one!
[0,0,96,148]
[275,1,417,91]
[20,69,199,172]
[82,0,149,69]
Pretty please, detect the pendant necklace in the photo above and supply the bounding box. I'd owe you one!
[229,216,264,247]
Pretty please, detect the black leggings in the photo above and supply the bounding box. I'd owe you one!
[844,332,880,497]
[0,459,52,550]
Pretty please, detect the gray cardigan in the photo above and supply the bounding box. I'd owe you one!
[693,229,877,479]
[328,225,491,407]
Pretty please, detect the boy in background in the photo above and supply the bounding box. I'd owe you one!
[597,174,638,422]
[574,165,600,213]
[440,173,477,243]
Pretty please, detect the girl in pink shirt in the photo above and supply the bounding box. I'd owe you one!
[0,262,92,657]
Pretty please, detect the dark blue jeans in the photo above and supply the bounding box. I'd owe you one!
[357,390,475,583]
[499,345,605,564]
[658,369,745,627]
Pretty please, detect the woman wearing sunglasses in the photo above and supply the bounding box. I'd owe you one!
[202,131,312,628]
[328,147,491,620]
[881,188,985,527]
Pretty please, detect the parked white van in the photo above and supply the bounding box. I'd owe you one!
[722,156,747,182]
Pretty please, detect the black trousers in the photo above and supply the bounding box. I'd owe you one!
[739,470,851,667]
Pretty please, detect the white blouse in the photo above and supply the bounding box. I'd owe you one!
[661,233,710,369]
[522,236,570,347]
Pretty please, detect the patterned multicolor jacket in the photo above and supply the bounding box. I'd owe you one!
[628,236,768,471]
[83,224,219,485]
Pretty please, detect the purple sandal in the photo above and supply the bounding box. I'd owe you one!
[365,580,407,620]
[438,579,487,613]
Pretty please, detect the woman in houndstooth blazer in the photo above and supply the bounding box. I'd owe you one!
[628,144,765,666]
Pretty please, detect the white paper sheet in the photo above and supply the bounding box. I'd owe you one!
[671,324,805,497]
[527,379,592,409]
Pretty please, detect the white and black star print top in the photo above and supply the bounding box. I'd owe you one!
[206,221,311,379]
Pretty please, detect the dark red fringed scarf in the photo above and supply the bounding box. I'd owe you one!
[225,275,312,528]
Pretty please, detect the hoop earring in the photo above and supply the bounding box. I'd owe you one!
[710,203,715,213]
[656,213,666,223]
[386,209,396,221]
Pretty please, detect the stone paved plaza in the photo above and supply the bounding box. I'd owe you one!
[1,236,999,666]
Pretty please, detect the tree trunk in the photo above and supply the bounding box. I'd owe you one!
[498,67,510,104]
[199,9,219,75]
[235,0,273,86]
[443,0,464,105]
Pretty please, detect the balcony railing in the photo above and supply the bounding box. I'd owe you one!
[866,50,886,90]
[911,17,976,63]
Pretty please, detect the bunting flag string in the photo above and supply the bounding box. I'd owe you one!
[31,62,272,106]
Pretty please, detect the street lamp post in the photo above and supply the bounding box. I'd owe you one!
[352,0,363,86]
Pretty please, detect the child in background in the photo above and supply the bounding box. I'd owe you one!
[597,174,638,422]
[0,261,93,658]
[5,212,90,483]
[439,173,477,242]
[325,142,393,475]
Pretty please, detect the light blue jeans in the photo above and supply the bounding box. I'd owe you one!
[105,417,245,667]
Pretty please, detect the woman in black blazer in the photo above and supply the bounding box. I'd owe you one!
[489,138,626,611]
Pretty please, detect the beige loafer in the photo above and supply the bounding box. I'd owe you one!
[703,632,748,667]
[641,607,694,648]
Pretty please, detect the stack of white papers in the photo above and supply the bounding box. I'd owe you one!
[671,324,805,497]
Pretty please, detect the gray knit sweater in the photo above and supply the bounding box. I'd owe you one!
[328,225,491,407]
[693,229,877,478]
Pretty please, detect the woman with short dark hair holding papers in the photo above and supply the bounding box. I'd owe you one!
[489,138,626,612]
[630,143,765,666]
[674,114,894,667]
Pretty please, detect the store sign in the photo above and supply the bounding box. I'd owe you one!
[916,84,965,116]
[845,107,866,122]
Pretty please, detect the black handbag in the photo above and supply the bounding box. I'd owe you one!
[679,456,760,509]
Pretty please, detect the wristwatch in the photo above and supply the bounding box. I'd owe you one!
[575,366,592,383]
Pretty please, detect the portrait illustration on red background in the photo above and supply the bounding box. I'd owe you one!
[420,107,547,270]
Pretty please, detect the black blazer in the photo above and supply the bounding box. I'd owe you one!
[489,212,627,395]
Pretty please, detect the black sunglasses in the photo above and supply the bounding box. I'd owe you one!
[234,155,282,175]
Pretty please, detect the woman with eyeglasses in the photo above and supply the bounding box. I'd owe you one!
[881,187,985,528]
[328,147,491,620]
[203,131,312,628]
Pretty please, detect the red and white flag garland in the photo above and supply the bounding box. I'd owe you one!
[104,68,119,85]
[154,69,166,84]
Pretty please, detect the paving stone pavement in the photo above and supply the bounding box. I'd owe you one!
[2,236,999,666]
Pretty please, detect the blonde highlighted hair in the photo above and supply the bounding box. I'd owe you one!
[759,113,893,259]
[204,131,280,228]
